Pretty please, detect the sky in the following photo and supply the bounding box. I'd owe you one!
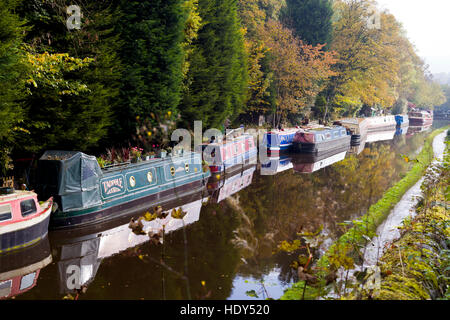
[376,0,450,74]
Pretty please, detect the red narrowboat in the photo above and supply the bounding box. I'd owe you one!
[198,134,258,174]
[0,188,53,253]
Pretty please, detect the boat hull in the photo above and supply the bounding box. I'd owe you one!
[293,135,350,153]
[49,177,208,229]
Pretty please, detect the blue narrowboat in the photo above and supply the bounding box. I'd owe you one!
[36,150,210,229]
[292,126,351,153]
[262,129,298,154]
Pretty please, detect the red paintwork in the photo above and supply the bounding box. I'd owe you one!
[294,131,316,144]
[0,192,53,228]
[0,271,40,300]
[202,135,256,163]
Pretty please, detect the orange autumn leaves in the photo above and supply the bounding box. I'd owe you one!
[261,20,338,121]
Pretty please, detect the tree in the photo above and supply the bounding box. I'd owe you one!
[320,0,401,120]
[261,20,337,126]
[16,0,122,152]
[281,0,333,47]
[17,51,102,152]
[0,0,28,174]
[114,0,186,141]
[180,0,249,129]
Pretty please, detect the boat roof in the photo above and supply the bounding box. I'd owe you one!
[200,134,253,146]
[338,118,366,125]
[0,190,36,203]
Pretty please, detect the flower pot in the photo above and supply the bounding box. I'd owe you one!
[158,151,167,158]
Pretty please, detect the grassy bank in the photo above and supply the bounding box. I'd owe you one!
[356,137,449,300]
[281,127,449,300]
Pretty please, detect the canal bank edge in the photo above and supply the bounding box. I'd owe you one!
[281,126,449,300]
[356,140,449,300]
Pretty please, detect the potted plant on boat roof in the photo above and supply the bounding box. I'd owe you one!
[130,147,143,163]
[143,151,156,161]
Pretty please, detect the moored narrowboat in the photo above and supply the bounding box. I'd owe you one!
[408,110,433,126]
[198,133,257,174]
[262,128,298,154]
[36,150,210,229]
[336,115,397,145]
[292,126,350,154]
[0,188,53,253]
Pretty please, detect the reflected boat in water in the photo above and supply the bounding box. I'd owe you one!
[407,124,433,136]
[207,165,256,203]
[395,125,409,136]
[49,190,207,295]
[0,237,52,299]
[260,156,293,176]
[291,146,349,173]
[365,128,396,144]
[349,128,397,154]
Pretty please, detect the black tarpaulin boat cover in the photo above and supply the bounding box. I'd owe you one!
[38,151,103,212]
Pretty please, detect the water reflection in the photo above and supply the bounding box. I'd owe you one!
[8,125,441,300]
[207,165,256,203]
[49,191,208,296]
[291,147,349,173]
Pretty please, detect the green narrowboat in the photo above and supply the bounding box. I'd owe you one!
[35,150,210,229]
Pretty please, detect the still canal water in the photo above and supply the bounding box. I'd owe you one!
[3,123,446,300]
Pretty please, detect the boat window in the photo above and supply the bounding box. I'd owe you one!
[20,199,37,217]
[20,272,36,291]
[325,133,331,139]
[0,280,12,298]
[0,204,12,222]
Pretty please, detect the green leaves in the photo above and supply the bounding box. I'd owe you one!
[25,51,93,96]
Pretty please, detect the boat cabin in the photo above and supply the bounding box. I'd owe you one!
[0,189,42,228]
[198,134,257,173]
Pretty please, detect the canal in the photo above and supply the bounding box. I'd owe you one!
[3,123,446,300]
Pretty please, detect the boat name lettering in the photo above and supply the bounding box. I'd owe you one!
[102,177,124,195]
